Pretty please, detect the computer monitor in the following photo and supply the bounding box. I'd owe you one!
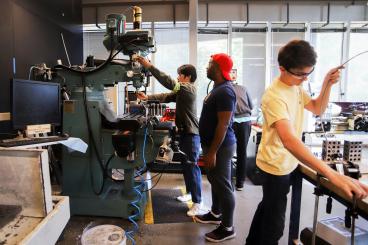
[12,79,61,130]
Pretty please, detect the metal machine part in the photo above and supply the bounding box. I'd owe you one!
[50,7,170,220]
[103,13,126,52]
[315,120,331,132]
[322,140,341,162]
[102,8,154,57]
[312,175,323,245]
[328,161,361,180]
[112,131,136,158]
[155,136,174,164]
[343,140,363,163]
[29,63,53,81]
[154,124,189,165]
[354,116,368,132]
[132,6,142,29]
[322,140,363,179]
[146,101,167,117]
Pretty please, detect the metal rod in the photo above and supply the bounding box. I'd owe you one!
[322,2,330,27]
[312,175,322,245]
[83,1,368,8]
[340,50,368,66]
[244,2,249,27]
[95,7,102,29]
[351,195,357,245]
[173,4,176,26]
[206,3,209,26]
[311,195,319,245]
[61,33,71,67]
[283,2,289,27]
[84,1,187,7]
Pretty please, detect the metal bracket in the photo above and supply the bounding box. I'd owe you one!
[244,2,249,27]
[283,2,290,27]
[322,2,331,28]
[95,7,102,29]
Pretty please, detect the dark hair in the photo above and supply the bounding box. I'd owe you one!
[177,64,197,83]
[278,39,317,70]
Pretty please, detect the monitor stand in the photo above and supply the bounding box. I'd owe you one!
[26,124,51,138]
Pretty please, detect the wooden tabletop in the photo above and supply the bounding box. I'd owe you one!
[298,164,368,216]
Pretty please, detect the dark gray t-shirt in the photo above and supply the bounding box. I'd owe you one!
[232,83,253,118]
[147,66,199,135]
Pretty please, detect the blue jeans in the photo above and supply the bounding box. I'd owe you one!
[246,168,299,245]
[179,134,202,204]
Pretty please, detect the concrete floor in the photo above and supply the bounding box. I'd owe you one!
[57,173,368,245]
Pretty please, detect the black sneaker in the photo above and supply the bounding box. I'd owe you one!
[205,224,236,243]
[194,211,221,224]
[235,183,244,191]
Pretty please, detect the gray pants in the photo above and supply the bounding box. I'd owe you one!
[203,144,236,227]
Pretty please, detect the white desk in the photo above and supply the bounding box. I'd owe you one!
[2,139,69,149]
[0,137,87,153]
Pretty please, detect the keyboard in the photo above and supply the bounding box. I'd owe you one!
[0,135,69,147]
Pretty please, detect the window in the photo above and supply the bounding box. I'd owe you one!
[231,23,267,112]
[153,22,189,94]
[309,23,345,101]
[346,28,368,102]
[197,22,229,116]
[82,21,368,119]
[83,31,109,61]
[271,23,306,81]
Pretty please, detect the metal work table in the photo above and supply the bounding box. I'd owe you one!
[289,165,368,244]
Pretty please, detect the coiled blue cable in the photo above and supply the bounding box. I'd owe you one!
[126,126,148,245]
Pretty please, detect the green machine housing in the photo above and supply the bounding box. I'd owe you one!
[56,61,169,219]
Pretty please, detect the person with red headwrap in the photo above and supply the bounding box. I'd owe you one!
[195,53,237,243]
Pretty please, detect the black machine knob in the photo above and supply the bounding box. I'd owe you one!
[112,131,136,158]
[326,196,332,214]
[345,208,352,228]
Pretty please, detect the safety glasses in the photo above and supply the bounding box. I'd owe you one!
[286,67,315,79]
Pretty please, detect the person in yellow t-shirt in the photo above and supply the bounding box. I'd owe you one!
[246,39,368,245]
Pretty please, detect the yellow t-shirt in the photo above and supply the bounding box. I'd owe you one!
[256,78,311,175]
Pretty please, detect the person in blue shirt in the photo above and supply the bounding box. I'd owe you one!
[195,53,237,243]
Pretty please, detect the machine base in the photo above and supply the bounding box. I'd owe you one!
[67,180,147,219]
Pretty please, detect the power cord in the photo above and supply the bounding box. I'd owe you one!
[104,153,125,183]
[124,125,171,244]
[141,172,164,193]
[207,80,213,95]
[82,74,106,195]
